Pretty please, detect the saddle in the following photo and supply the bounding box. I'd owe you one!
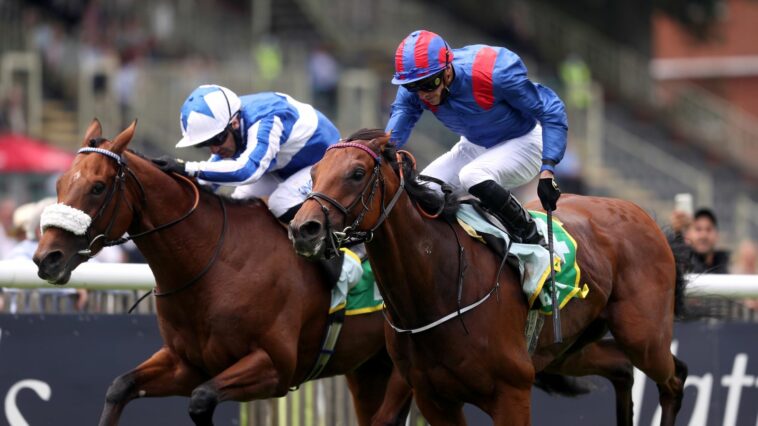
[457,199,589,312]
[458,196,520,271]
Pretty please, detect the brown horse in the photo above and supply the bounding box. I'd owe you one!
[33,121,413,426]
[289,129,689,426]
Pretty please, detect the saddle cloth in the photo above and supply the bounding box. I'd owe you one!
[330,257,384,316]
[456,204,589,315]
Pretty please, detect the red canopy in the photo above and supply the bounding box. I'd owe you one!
[0,133,75,173]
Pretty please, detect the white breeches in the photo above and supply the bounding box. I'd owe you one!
[421,123,543,191]
[230,166,313,218]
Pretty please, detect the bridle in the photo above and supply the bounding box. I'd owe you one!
[74,147,142,257]
[304,142,408,258]
[75,147,205,257]
[72,147,227,302]
[304,141,504,335]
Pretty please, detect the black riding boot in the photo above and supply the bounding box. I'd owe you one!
[469,180,545,246]
[318,253,345,289]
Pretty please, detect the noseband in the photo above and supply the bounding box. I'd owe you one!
[305,143,406,257]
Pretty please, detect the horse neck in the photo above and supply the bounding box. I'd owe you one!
[366,192,461,327]
[125,158,228,292]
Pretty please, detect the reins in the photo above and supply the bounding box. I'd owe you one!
[305,141,504,335]
[104,173,201,248]
[305,142,407,255]
[76,148,202,256]
[148,195,227,295]
[74,148,227,312]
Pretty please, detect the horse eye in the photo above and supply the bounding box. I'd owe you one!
[91,182,106,195]
[351,168,366,181]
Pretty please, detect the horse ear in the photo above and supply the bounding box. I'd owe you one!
[368,133,391,153]
[376,133,391,151]
[81,119,102,147]
[111,120,137,154]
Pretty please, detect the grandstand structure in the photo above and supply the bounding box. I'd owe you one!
[1,0,756,242]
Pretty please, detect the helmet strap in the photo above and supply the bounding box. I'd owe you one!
[231,117,243,154]
[439,65,454,104]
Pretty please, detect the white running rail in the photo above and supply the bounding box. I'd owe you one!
[1,260,757,297]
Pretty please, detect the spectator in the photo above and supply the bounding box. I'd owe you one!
[254,38,282,83]
[308,44,340,119]
[0,200,36,313]
[553,146,585,195]
[732,240,757,274]
[734,240,758,311]
[559,54,592,111]
[115,48,143,128]
[0,83,28,134]
[0,198,18,258]
[669,207,730,274]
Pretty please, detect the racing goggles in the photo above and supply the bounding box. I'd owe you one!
[195,127,229,149]
[402,71,444,93]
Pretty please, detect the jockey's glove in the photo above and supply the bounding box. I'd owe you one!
[538,177,561,211]
[152,155,187,175]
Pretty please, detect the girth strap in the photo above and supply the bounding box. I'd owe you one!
[291,307,346,389]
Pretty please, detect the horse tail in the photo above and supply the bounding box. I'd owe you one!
[667,233,692,319]
[533,372,593,397]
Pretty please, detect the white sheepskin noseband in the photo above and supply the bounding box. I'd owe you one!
[40,203,92,236]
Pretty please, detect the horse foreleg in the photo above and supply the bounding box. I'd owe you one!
[414,394,467,426]
[370,366,413,426]
[548,339,634,426]
[488,383,532,426]
[98,347,206,426]
[344,351,412,426]
[188,349,281,426]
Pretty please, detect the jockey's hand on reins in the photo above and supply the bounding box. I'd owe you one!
[538,177,561,211]
[152,155,187,175]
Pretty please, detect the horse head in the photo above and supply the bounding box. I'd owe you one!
[34,119,140,284]
[289,129,402,259]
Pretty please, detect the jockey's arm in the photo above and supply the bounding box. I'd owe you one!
[385,89,423,147]
[185,116,284,186]
[493,57,568,174]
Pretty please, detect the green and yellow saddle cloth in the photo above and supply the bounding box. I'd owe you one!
[455,205,589,314]
[296,249,383,386]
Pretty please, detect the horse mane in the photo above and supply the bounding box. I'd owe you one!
[123,148,266,208]
[344,129,459,220]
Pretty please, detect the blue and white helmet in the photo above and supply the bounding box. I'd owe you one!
[176,84,241,148]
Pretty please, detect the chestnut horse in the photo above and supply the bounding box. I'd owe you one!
[33,121,412,426]
[289,129,689,426]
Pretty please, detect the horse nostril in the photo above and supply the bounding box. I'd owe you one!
[300,220,323,239]
[41,251,64,269]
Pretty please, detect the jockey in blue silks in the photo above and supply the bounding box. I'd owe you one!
[386,30,566,246]
[153,84,361,289]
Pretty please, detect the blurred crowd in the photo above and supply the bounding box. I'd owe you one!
[0,0,221,134]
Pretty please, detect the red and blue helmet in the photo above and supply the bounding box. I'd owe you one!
[392,30,451,85]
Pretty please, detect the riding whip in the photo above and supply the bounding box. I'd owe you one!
[547,208,562,343]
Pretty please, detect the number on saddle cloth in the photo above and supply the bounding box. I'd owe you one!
[455,204,589,315]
